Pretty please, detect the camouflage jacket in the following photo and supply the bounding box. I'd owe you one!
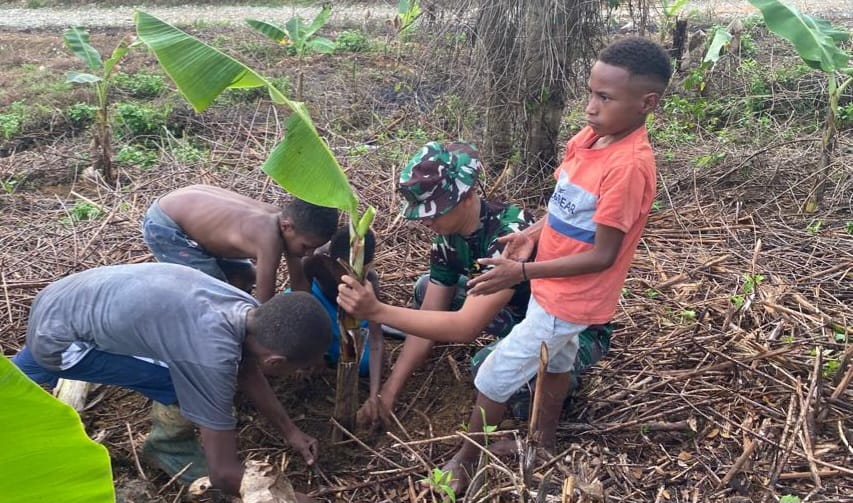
[429,199,534,314]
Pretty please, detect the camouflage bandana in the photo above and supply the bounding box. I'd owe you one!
[398,141,482,219]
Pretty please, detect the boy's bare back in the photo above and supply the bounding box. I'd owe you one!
[158,185,283,261]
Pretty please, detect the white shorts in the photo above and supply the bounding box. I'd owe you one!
[474,296,587,403]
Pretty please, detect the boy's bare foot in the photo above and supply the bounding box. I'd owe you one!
[430,454,476,497]
[487,438,519,457]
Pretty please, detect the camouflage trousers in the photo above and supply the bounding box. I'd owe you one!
[413,274,612,420]
[471,323,612,420]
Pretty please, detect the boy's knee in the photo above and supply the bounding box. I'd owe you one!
[12,348,58,387]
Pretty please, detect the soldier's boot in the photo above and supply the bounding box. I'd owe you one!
[141,402,208,484]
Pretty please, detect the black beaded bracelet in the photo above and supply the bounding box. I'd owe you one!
[521,261,528,282]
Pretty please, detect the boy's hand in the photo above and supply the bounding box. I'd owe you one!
[284,428,319,466]
[337,275,381,319]
[356,394,393,433]
[498,232,535,262]
[467,258,525,296]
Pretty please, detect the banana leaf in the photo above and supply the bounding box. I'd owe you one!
[134,10,358,213]
[748,0,849,71]
[245,18,288,43]
[0,357,114,503]
[64,26,102,70]
[704,27,732,65]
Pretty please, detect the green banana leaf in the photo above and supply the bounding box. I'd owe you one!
[704,27,733,65]
[103,36,133,78]
[134,10,358,213]
[66,70,101,84]
[304,4,332,41]
[748,0,849,71]
[245,18,288,43]
[0,357,114,502]
[64,26,102,70]
[306,37,335,54]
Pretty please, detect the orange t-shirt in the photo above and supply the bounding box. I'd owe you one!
[533,125,657,324]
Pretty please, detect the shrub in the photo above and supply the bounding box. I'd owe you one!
[115,144,158,168]
[67,103,99,126]
[115,102,169,137]
[335,30,370,53]
[112,71,167,98]
[0,101,27,139]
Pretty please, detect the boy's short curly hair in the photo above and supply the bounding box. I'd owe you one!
[282,199,339,241]
[598,37,672,92]
[252,291,332,362]
[329,228,376,265]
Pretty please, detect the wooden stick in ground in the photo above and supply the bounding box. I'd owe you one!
[53,378,91,412]
[524,342,549,484]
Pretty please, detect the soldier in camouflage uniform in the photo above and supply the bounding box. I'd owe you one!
[337,141,534,431]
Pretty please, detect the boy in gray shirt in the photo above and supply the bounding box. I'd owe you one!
[13,263,332,498]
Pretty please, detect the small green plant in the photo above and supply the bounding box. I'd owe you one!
[115,145,158,168]
[174,143,207,164]
[64,26,136,184]
[335,29,370,53]
[822,357,840,379]
[644,288,660,299]
[479,406,497,447]
[678,310,697,322]
[112,71,166,98]
[846,221,853,234]
[1,175,21,194]
[421,467,456,502]
[694,152,726,169]
[620,287,630,297]
[0,112,22,139]
[62,200,104,224]
[0,101,28,140]
[730,273,764,309]
[67,103,99,126]
[806,220,822,235]
[246,4,334,101]
[639,424,651,435]
[115,102,169,137]
[779,495,800,503]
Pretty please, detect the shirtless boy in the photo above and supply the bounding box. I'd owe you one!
[143,185,338,301]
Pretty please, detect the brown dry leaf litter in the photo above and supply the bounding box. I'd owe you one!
[1,120,850,502]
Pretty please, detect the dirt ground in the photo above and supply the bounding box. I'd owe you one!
[1,3,851,503]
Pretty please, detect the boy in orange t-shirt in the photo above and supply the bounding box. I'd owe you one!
[447,37,673,493]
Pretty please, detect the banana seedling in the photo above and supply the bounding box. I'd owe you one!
[64,27,137,185]
[747,0,852,212]
[246,5,335,101]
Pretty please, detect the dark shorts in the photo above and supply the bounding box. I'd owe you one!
[13,345,178,405]
[142,200,253,282]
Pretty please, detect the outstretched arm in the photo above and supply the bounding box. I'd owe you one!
[338,277,514,343]
[237,359,318,465]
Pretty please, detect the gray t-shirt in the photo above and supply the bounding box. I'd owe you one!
[26,263,258,430]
